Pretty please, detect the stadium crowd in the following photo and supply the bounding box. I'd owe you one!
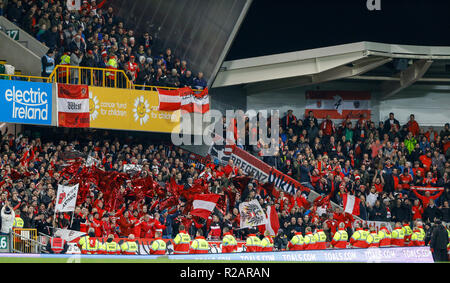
[0,109,447,248]
[3,0,207,89]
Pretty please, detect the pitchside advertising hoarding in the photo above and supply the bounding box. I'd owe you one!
[0,80,52,125]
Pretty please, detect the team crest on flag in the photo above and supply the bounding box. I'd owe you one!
[55,184,79,213]
[239,200,267,229]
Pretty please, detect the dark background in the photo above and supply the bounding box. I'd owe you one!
[227,0,450,60]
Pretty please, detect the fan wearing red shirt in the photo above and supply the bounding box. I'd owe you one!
[406,114,420,137]
[419,151,432,172]
[411,199,424,220]
[412,188,444,208]
[400,171,413,191]
[320,115,335,136]
[126,56,139,82]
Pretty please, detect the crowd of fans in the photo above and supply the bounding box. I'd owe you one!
[248,111,450,243]
[0,109,447,250]
[2,0,207,89]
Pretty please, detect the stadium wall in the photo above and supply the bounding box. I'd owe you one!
[245,82,450,127]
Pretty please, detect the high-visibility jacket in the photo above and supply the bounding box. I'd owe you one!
[150,238,167,255]
[391,227,405,247]
[303,232,317,250]
[78,236,99,254]
[106,58,118,79]
[58,54,70,78]
[222,232,238,253]
[314,229,328,250]
[378,228,391,247]
[288,232,304,251]
[418,226,425,239]
[190,236,209,254]
[49,237,66,254]
[402,224,413,244]
[410,230,425,246]
[13,217,24,228]
[246,234,262,252]
[350,228,368,248]
[261,236,274,252]
[173,231,191,254]
[105,241,121,255]
[97,241,107,254]
[331,229,348,249]
[366,232,380,248]
[120,240,138,255]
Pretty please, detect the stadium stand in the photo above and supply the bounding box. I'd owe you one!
[2,0,207,90]
[0,1,448,262]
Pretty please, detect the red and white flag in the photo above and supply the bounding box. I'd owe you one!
[67,0,81,10]
[190,194,220,219]
[57,84,90,128]
[158,87,210,114]
[305,91,371,120]
[342,193,360,216]
[181,88,210,114]
[157,88,185,111]
[265,205,280,236]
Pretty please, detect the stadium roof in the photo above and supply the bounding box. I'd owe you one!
[213,41,450,98]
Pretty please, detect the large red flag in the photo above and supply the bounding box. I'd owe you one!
[265,205,280,236]
[342,193,360,216]
[190,194,220,219]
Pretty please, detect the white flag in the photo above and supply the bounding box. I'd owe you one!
[67,0,81,11]
[54,228,86,242]
[55,184,79,213]
[239,200,267,229]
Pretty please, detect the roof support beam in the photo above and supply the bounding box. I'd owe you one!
[380,59,433,99]
[245,56,392,95]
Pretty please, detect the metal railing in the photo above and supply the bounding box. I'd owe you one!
[11,228,45,254]
[48,65,132,89]
[2,65,205,94]
[0,73,49,82]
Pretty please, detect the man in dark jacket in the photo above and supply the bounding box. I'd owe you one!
[42,25,60,50]
[430,219,449,262]
[383,112,400,135]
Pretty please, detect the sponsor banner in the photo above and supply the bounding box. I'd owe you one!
[66,238,247,255]
[167,247,434,263]
[89,87,180,133]
[55,184,79,212]
[0,80,52,125]
[57,84,90,128]
[352,220,393,233]
[305,90,371,120]
[239,200,268,228]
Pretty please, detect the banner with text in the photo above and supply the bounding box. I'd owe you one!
[88,87,180,133]
[209,142,309,196]
[55,184,79,213]
[0,80,52,125]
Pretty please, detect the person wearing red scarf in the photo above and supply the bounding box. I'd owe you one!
[320,115,335,136]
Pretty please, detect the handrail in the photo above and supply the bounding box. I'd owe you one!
[48,65,132,89]
[4,65,204,93]
[0,73,49,82]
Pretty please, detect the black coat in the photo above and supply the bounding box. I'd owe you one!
[423,205,443,223]
[430,224,449,250]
